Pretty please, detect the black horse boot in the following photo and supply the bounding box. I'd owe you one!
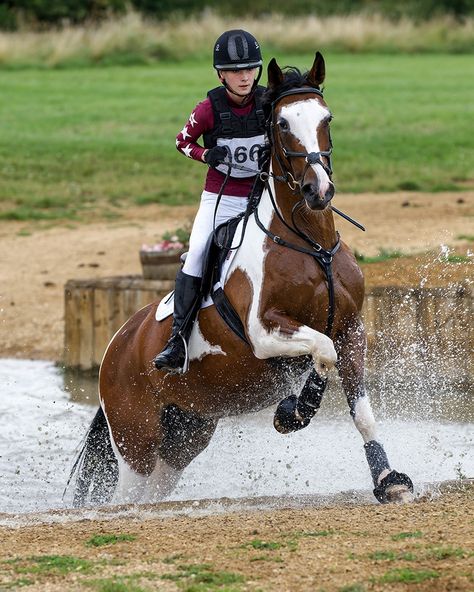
[153,270,202,373]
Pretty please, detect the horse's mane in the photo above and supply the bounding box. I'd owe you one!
[262,67,320,119]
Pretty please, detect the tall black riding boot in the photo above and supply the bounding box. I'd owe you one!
[153,270,202,373]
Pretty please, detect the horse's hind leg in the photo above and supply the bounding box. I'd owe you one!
[111,403,217,505]
[336,319,414,504]
[112,453,182,505]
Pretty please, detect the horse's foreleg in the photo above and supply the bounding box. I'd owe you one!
[252,310,337,375]
[256,312,334,434]
[274,369,327,433]
[336,318,414,504]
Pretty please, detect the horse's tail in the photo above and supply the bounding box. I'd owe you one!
[66,406,119,508]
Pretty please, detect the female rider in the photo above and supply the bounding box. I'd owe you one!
[153,29,267,373]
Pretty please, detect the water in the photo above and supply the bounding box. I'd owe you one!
[0,359,472,515]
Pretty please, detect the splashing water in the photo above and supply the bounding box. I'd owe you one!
[0,357,472,515]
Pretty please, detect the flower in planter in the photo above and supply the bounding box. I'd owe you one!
[141,225,191,253]
[141,240,185,253]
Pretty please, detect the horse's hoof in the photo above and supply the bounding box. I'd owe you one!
[273,395,311,434]
[385,485,415,504]
[373,470,414,504]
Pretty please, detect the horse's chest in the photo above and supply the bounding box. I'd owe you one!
[332,253,365,314]
[260,248,363,322]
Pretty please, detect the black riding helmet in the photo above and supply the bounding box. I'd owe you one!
[214,29,262,70]
[213,29,263,93]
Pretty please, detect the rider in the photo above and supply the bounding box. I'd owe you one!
[153,29,267,373]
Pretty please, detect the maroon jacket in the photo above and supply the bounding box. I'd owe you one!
[176,93,259,198]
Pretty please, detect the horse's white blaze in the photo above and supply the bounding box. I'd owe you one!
[352,396,377,443]
[279,99,332,196]
[189,321,226,361]
[226,173,336,374]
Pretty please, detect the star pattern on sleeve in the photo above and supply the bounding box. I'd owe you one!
[182,144,193,158]
[180,124,191,140]
[189,111,198,127]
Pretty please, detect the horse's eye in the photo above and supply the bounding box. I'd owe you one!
[278,118,289,131]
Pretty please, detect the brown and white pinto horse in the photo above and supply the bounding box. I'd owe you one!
[70,53,413,507]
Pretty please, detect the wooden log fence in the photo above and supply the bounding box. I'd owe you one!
[64,278,473,380]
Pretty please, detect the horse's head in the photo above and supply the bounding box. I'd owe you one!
[264,52,334,211]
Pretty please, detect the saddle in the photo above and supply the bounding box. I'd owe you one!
[200,214,249,343]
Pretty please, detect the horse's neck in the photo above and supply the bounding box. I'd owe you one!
[259,166,338,250]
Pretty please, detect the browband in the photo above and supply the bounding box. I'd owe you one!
[272,87,324,107]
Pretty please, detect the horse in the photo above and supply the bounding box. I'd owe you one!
[69,52,413,507]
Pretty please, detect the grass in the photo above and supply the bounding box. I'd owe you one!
[0,52,472,221]
[377,567,439,584]
[391,530,423,541]
[161,563,245,590]
[446,254,471,263]
[428,546,470,560]
[8,555,94,576]
[355,249,404,264]
[84,573,158,592]
[86,533,136,547]
[85,579,147,592]
[368,550,418,561]
[249,539,282,550]
[0,12,473,70]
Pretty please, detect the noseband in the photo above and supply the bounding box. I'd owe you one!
[268,87,333,191]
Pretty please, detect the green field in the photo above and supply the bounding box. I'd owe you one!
[0,53,473,221]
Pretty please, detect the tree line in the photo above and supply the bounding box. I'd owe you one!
[1,0,473,31]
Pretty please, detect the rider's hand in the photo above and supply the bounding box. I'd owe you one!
[204,146,229,168]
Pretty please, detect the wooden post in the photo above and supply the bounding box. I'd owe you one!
[64,275,173,370]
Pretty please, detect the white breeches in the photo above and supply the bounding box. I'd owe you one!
[182,190,248,277]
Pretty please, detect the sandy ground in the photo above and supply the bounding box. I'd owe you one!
[0,485,473,591]
[1,191,473,591]
[0,191,472,361]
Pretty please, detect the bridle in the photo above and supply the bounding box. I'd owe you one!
[267,87,333,192]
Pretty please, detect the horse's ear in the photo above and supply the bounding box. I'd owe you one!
[307,51,325,87]
[267,57,284,89]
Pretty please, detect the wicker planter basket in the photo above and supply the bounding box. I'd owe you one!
[139,249,185,280]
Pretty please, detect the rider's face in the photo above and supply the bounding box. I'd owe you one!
[219,68,258,97]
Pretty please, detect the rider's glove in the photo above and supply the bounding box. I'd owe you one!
[204,145,229,169]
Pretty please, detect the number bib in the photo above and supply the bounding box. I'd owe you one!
[215,135,265,178]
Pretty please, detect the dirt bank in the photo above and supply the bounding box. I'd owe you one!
[1,484,473,591]
[0,191,472,361]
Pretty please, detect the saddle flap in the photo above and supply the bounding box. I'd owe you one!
[200,215,244,299]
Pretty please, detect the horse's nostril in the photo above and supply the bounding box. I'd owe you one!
[302,183,316,197]
[325,184,335,200]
